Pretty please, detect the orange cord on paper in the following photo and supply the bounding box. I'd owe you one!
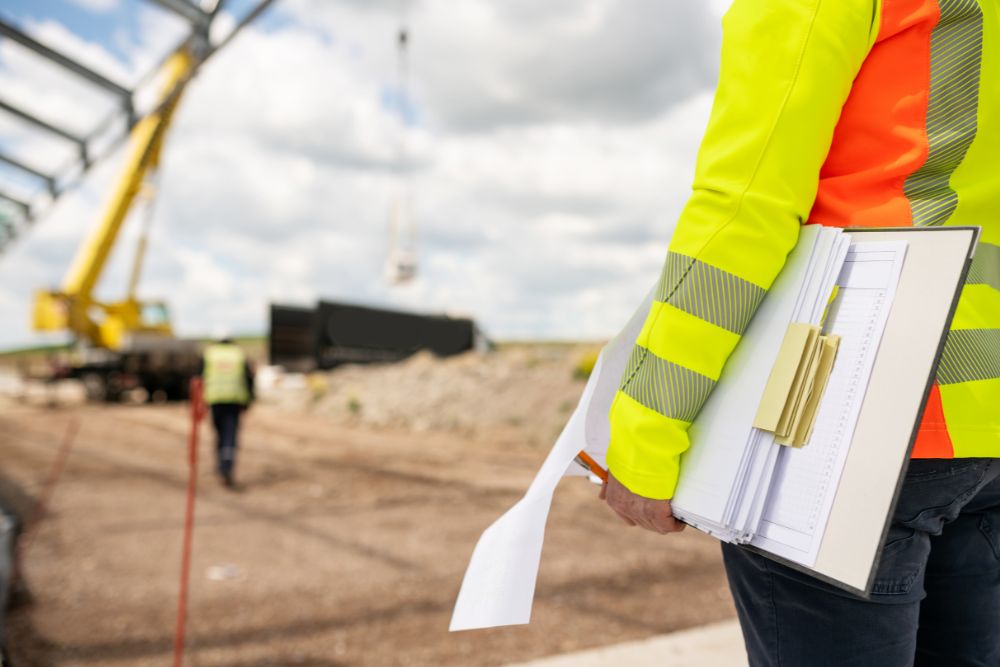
[576,450,608,483]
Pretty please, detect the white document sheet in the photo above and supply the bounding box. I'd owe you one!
[449,287,653,631]
[671,226,842,537]
[751,242,907,565]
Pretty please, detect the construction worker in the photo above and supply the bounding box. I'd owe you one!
[198,336,254,488]
[601,0,999,664]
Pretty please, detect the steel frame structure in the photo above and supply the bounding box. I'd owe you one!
[0,0,274,252]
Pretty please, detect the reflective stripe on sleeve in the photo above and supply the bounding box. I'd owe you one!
[654,252,767,335]
[937,328,1000,385]
[618,344,717,423]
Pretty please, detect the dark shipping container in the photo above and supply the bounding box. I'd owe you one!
[268,301,483,371]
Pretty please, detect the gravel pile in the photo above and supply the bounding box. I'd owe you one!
[264,345,601,447]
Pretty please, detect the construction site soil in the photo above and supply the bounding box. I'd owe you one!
[1,348,735,666]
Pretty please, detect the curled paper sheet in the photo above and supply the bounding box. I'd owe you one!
[449,287,654,631]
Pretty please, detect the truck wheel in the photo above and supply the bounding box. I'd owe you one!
[81,373,107,402]
[105,372,125,403]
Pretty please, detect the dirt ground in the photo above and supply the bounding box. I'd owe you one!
[1,398,735,666]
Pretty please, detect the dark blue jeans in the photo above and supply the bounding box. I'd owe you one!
[210,403,243,476]
[723,458,1000,666]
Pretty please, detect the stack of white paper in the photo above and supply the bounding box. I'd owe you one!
[450,226,908,631]
[671,228,907,567]
[751,241,907,565]
[670,226,851,542]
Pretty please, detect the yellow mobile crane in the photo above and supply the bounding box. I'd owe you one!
[34,49,190,351]
[32,48,199,401]
[13,1,277,400]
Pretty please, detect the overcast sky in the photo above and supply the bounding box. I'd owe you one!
[0,0,731,349]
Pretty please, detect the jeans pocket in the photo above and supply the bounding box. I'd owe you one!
[979,514,1000,563]
[896,463,990,535]
[871,528,928,597]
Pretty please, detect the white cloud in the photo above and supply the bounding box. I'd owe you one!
[0,1,724,349]
[288,0,719,132]
[66,0,121,13]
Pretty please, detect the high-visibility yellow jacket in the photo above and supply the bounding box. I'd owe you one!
[202,343,250,405]
[607,0,1000,500]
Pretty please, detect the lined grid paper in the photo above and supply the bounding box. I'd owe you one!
[751,243,907,566]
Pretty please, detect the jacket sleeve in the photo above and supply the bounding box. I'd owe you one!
[606,0,879,499]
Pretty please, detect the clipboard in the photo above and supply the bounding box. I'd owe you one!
[747,226,980,596]
[449,225,981,631]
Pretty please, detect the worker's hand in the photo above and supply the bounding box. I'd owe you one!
[599,473,686,535]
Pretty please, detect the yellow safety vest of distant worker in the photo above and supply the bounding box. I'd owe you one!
[606,0,1000,500]
[202,343,250,405]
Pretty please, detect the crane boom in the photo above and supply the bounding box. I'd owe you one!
[14,0,277,403]
[63,49,191,299]
[34,48,194,349]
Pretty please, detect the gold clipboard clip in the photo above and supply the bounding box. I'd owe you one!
[752,323,841,448]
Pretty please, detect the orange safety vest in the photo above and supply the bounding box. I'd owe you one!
[606,0,999,500]
[809,0,999,459]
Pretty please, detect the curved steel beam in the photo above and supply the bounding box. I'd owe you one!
[0,20,132,103]
[0,150,57,196]
[144,0,211,28]
[0,189,30,218]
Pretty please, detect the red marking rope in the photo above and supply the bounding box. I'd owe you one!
[14,418,80,579]
[173,377,206,667]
